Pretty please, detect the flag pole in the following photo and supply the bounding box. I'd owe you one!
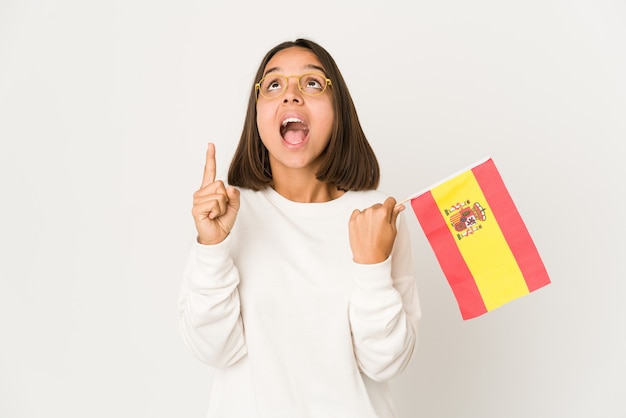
[395,156,492,207]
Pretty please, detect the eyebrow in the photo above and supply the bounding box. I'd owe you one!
[263,64,327,77]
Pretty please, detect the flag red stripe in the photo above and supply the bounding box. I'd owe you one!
[471,160,550,291]
[412,191,487,319]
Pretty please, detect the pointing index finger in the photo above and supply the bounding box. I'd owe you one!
[201,143,217,187]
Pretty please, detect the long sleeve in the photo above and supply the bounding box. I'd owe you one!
[178,236,247,367]
[348,213,421,382]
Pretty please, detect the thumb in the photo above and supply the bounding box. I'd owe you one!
[383,196,397,209]
[226,186,241,210]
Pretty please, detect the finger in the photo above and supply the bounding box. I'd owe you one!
[391,204,404,224]
[226,186,241,210]
[383,197,397,223]
[192,195,227,219]
[201,143,217,187]
[193,179,226,201]
[350,208,361,222]
[395,198,406,212]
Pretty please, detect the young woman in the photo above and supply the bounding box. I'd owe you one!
[179,38,421,418]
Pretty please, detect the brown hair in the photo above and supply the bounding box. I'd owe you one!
[227,38,379,191]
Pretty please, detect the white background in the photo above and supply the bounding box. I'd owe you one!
[1,1,624,417]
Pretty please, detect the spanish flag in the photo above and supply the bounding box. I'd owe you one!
[408,158,550,320]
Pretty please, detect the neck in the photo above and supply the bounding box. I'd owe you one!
[271,168,343,203]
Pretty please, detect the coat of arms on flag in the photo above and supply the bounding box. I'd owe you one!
[405,158,550,320]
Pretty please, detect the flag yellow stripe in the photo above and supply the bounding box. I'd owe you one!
[431,170,529,311]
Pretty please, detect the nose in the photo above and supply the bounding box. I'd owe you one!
[283,76,302,103]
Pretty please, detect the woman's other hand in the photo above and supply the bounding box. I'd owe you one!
[191,143,240,245]
[348,197,405,264]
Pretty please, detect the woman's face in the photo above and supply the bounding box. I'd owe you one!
[256,47,334,177]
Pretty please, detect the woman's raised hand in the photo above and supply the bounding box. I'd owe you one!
[192,143,240,245]
[348,197,405,264]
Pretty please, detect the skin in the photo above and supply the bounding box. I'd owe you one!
[192,142,240,246]
[256,47,338,203]
[191,47,405,264]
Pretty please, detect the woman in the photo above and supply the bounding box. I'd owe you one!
[179,38,421,418]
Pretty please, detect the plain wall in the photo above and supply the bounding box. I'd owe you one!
[1,1,624,417]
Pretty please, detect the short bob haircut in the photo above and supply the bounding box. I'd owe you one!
[228,38,380,192]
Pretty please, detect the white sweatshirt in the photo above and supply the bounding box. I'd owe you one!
[179,187,421,418]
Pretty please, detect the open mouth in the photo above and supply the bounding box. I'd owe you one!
[280,117,309,145]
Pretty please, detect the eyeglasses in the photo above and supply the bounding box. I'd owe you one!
[255,73,332,100]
